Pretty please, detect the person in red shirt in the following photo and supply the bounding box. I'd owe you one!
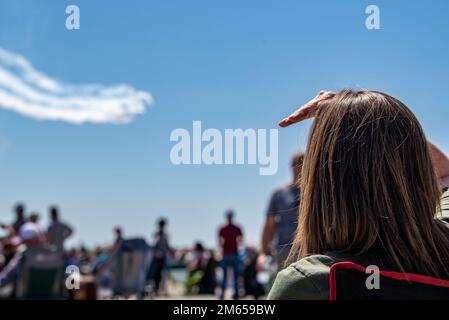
[218,210,243,299]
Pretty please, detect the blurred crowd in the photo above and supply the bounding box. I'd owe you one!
[0,150,305,300]
[0,196,293,299]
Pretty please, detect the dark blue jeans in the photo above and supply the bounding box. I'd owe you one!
[220,254,239,299]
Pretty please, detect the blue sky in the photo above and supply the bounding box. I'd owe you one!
[0,0,448,248]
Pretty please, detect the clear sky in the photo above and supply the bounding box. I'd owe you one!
[0,0,448,248]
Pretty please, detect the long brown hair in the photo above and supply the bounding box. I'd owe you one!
[289,89,449,278]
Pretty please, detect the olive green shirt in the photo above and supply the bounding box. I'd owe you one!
[268,189,449,300]
[267,254,335,300]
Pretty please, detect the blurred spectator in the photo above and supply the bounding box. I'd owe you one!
[218,210,243,300]
[0,218,47,290]
[12,203,26,235]
[0,237,21,272]
[242,246,265,299]
[77,245,91,268]
[47,206,73,253]
[66,248,80,267]
[148,217,171,296]
[261,152,304,270]
[19,213,45,243]
[185,242,215,295]
[113,225,123,245]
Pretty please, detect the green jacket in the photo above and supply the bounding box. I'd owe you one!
[267,254,334,300]
[268,189,449,300]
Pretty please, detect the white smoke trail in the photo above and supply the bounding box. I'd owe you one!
[0,47,154,124]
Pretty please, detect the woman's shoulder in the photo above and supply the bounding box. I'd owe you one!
[267,254,335,300]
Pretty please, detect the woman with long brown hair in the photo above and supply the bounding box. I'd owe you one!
[268,90,449,299]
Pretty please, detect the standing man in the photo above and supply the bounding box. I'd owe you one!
[218,210,243,300]
[113,225,123,245]
[47,206,74,253]
[261,152,304,271]
[149,218,171,296]
[0,203,26,237]
[12,203,26,235]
